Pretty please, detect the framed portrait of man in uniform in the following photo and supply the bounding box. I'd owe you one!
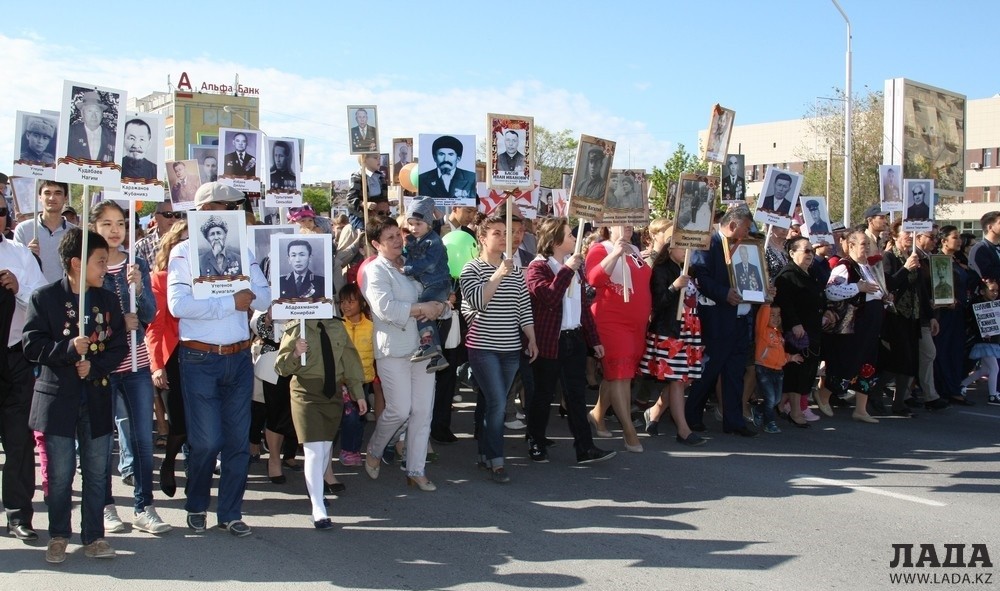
[347,105,379,155]
[568,134,615,220]
[723,238,768,303]
[879,164,903,212]
[486,113,533,190]
[704,104,735,164]
[930,253,955,307]
[55,81,127,190]
[269,233,335,320]
[14,110,59,179]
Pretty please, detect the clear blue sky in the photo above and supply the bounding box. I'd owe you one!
[1,0,995,181]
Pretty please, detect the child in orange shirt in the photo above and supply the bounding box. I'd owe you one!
[754,304,803,434]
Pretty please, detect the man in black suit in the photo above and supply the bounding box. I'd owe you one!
[349,108,377,153]
[906,184,931,220]
[222,132,257,178]
[497,130,525,173]
[121,119,157,180]
[721,155,745,201]
[805,199,830,235]
[417,135,477,199]
[66,91,116,163]
[760,172,794,215]
[392,142,410,180]
[733,245,763,293]
[278,239,324,299]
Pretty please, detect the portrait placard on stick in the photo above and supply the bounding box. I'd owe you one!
[568,134,615,220]
[418,134,477,206]
[248,225,296,283]
[55,81,127,190]
[390,138,413,185]
[600,169,648,225]
[724,237,768,303]
[704,105,735,164]
[973,300,1000,338]
[800,196,833,245]
[120,112,165,203]
[930,254,955,307]
[720,154,746,205]
[879,164,903,212]
[671,173,717,250]
[13,110,58,180]
[347,106,379,155]
[270,233,335,321]
[902,179,934,233]
[754,167,803,229]
[166,160,202,210]
[10,177,37,217]
[218,127,262,193]
[486,113,533,190]
[187,210,250,299]
[264,137,303,208]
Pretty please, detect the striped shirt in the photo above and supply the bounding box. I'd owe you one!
[107,259,151,372]
[460,258,533,352]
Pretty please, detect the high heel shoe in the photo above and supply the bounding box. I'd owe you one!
[324,481,346,494]
[587,413,612,438]
[406,476,437,492]
[364,455,380,479]
[624,441,644,453]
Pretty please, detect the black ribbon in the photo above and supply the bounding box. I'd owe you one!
[317,321,337,400]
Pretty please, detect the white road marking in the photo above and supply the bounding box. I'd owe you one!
[790,476,947,507]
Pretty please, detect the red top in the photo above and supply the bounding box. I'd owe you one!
[144,270,178,372]
[584,241,653,326]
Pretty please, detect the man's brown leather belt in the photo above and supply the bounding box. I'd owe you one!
[181,339,252,355]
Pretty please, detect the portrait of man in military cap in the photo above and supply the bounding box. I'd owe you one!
[17,113,58,165]
[66,88,118,162]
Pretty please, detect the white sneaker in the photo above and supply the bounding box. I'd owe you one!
[504,419,526,430]
[133,507,172,534]
[802,408,821,422]
[104,505,126,533]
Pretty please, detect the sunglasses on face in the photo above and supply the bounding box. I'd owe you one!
[157,211,187,219]
[225,199,247,211]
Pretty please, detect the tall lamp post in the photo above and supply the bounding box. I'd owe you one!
[832,0,852,226]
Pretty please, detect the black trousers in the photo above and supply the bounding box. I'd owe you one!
[0,346,36,526]
[529,330,595,456]
[431,317,465,434]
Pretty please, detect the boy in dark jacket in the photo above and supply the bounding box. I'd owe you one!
[403,196,451,372]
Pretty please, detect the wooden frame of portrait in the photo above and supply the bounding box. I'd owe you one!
[347,105,379,156]
[703,104,735,164]
[486,113,534,191]
[670,172,716,250]
[722,237,770,303]
[929,253,955,308]
[568,134,615,220]
[600,169,648,225]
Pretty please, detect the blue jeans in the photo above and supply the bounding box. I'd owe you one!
[339,383,369,453]
[416,283,450,354]
[755,365,784,425]
[46,401,111,544]
[113,390,133,479]
[468,348,520,468]
[105,367,154,513]
[180,347,253,523]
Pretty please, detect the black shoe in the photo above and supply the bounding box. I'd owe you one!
[314,518,334,531]
[868,399,889,416]
[558,406,568,417]
[122,474,135,487]
[541,438,556,448]
[160,465,177,498]
[324,481,346,495]
[676,433,706,447]
[577,447,616,464]
[891,407,915,418]
[269,474,287,484]
[7,524,38,541]
[430,429,459,444]
[724,426,759,437]
[528,442,549,463]
[925,398,949,410]
[903,397,921,409]
[948,396,975,407]
[690,423,707,432]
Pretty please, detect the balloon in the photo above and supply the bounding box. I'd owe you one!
[399,163,418,193]
[410,164,419,191]
[442,229,478,279]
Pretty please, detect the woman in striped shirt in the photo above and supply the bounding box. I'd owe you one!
[460,215,537,484]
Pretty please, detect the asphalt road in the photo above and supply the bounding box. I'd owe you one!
[1,383,998,591]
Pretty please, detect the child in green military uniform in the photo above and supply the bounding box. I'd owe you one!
[275,318,367,530]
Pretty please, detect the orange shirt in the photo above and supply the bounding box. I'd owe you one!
[755,304,793,371]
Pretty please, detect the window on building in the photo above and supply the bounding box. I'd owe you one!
[985,149,993,168]
[985,187,992,202]
[751,165,759,181]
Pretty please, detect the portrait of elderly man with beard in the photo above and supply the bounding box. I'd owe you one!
[198,215,243,277]
[121,118,157,180]
[417,135,476,199]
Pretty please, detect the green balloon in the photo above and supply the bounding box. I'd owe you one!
[442,229,477,279]
[410,164,419,191]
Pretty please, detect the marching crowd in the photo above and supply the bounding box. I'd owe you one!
[0,170,998,565]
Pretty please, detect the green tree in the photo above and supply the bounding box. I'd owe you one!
[797,88,883,225]
[648,143,708,219]
[534,127,579,188]
[302,186,330,215]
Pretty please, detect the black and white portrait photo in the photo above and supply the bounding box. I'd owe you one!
[601,169,648,225]
[675,177,713,232]
[188,210,250,299]
[879,164,902,212]
[800,197,833,244]
[120,112,165,202]
[568,134,616,220]
[930,254,955,307]
[266,138,300,193]
[269,233,335,320]
[14,111,58,178]
[904,179,933,221]
[10,177,37,217]
[348,105,379,155]
[167,160,202,209]
[55,80,127,189]
[417,134,478,205]
[189,145,219,182]
[754,167,803,229]
[730,242,766,302]
[391,138,413,184]
[219,128,261,179]
[249,225,296,283]
[704,105,734,164]
[487,114,533,190]
[721,154,746,204]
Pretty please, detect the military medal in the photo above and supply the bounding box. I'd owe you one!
[89,343,97,352]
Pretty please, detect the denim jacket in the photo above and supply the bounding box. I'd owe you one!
[101,251,156,346]
[402,231,451,292]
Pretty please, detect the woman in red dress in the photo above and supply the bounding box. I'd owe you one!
[584,226,652,452]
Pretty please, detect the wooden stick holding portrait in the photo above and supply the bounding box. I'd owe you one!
[129,206,137,371]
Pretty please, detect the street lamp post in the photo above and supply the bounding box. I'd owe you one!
[832,0,852,226]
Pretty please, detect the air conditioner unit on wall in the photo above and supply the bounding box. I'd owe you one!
[971,162,983,170]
